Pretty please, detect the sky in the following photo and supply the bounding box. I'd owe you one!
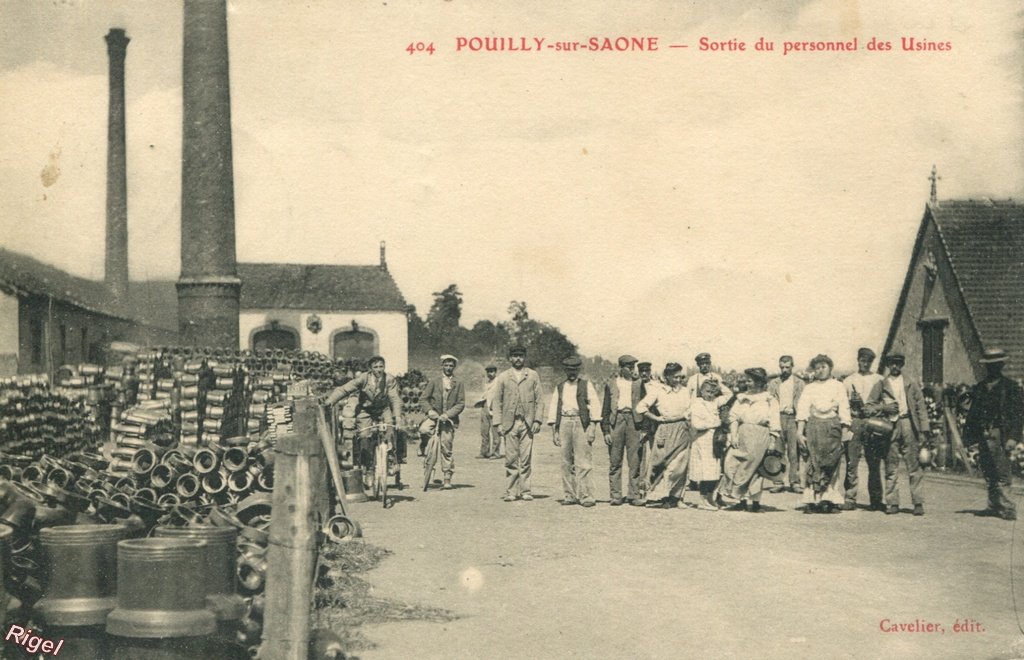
[1,0,1022,372]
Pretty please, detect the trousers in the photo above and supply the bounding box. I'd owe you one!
[438,421,455,478]
[884,417,924,506]
[560,417,594,503]
[846,418,883,505]
[608,416,642,500]
[977,430,1015,514]
[503,417,534,497]
[480,410,500,456]
[780,413,804,486]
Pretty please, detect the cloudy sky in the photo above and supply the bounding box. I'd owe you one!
[1,0,1022,371]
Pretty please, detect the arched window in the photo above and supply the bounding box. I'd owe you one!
[331,324,377,360]
[251,323,299,352]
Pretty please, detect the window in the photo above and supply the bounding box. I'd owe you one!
[920,321,946,384]
[252,324,299,351]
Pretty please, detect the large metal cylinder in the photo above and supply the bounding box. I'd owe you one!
[153,525,242,621]
[35,523,129,626]
[106,538,216,638]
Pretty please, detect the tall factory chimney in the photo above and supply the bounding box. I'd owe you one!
[176,0,241,347]
[104,28,130,305]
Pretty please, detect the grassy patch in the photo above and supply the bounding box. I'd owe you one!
[313,540,458,654]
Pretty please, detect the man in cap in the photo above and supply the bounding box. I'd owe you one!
[963,349,1024,520]
[324,355,403,468]
[420,355,466,490]
[490,345,544,501]
[476,364,501,458]
[688,352,722,397]
[547,356,602,506]
[842,347,884,510]
[768,355,806,493]
[601,354,645,505]
[864,352,930,515]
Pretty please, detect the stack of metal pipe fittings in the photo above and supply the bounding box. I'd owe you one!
[0,448,273,657]
[0,376,103,459]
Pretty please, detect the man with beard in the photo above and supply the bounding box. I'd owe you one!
[547,356,602,507]
[490,345,544,502]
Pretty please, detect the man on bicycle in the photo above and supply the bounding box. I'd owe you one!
[421,354,466,490]
[324,355,404,465]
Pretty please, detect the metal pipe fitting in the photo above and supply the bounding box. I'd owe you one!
[202,470,227,495]
[175,474,201,499]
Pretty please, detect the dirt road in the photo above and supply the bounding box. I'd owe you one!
[346,408,1024,659]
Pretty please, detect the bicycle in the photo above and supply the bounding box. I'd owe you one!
[362,421,402,508]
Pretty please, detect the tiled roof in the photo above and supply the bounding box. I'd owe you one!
[0,247,131,320]
[930,199,1024,375]
[237,263,408,312]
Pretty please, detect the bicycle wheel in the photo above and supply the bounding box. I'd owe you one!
[375,439,389,507]
[422,431,440,491]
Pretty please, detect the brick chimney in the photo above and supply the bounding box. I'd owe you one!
[104,28,130,305]
[380,240,387,270]
[176,0,241,347]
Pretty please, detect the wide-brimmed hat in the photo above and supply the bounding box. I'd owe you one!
[757,449,785,479]
[979,348,1009,364]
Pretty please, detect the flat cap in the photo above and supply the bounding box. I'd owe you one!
[695,352,711,363]
[562,356,583,368]
[637,362,652,370]
[857,347,876,360]
[484,364,498,371]
[618,354,638,367]
[508,345,527,357]
[886,352,905,365]
[440,354,459,365]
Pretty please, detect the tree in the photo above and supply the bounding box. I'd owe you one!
[499,301,577,366]
[426,284,463,339]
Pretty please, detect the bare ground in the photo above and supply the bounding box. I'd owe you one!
[322,408,1024,660]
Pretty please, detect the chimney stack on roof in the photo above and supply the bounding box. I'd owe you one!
[104,28,130,306]
[380,240,387,270]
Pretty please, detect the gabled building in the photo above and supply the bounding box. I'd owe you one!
[881,199,1024,383]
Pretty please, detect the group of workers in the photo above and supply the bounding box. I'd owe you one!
[323,344,1023,521]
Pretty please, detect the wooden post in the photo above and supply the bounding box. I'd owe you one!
[260,397,330,660]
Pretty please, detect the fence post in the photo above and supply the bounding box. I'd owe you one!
[260,397,330,659]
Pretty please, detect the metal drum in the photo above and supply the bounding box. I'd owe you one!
[35,523,129,626]
[106,538,216,638]
[153,526,243,621]
[341,469,368,503]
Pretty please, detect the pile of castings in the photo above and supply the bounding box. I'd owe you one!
[0,375,105,459]
[147,345,361,381]
[0,443,275,657]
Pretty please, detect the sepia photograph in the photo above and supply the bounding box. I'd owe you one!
[0,1,1023,658]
